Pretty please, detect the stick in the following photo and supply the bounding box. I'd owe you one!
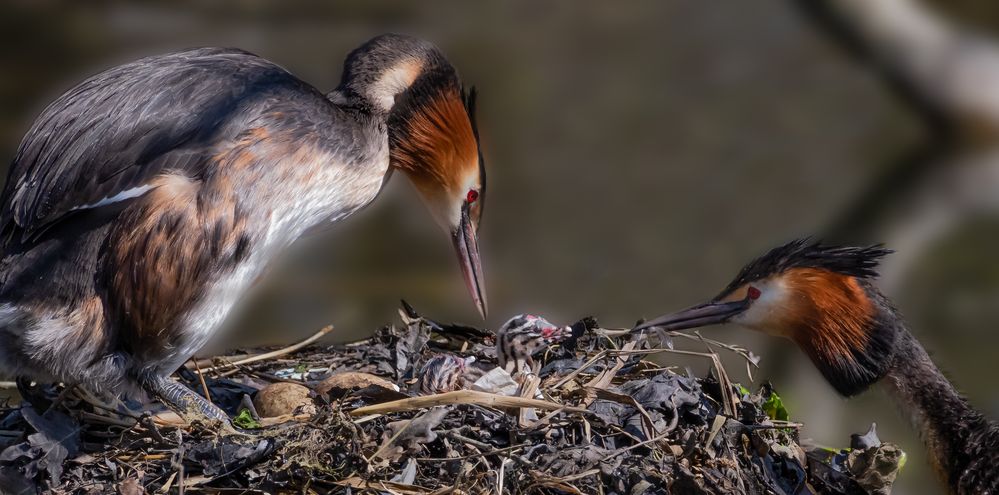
[369,409,428,462]
[517,375,541,427]
[695,332,739,417]
[497,458,508,495]
[176,429,185,495]
[551,350,609,390]
[554,468,600,483]
[447,432,532,466]
[335,477,433,495]
[600,327,761,372]
[349,390,587,416]
[190,359,213,405]
[585,341,636,390]
[704,414,727,456]
[415,443,528,462]
[602,430,673,461]
[194,325,334,375]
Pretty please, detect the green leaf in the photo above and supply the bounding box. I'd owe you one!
[293,363,308,373]
[762,390,789,422]
[233,409,261,429]
[737,384,752,397]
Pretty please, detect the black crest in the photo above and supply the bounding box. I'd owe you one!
[464,86,486,219]
[716,238,892,299]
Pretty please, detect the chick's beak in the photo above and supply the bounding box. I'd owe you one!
[452,207,487,319]
[632,298,751,333]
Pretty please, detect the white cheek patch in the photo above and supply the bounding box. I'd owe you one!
[732,278,792,335]
[444,170,482,229]
[460,171,479,199]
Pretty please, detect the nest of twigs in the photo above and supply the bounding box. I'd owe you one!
[0,304,903,494]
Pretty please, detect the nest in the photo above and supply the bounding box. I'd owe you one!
[0,305,903,494]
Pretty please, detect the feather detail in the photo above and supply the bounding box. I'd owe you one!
[782,269,897,396]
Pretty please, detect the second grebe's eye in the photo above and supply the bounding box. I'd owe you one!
[747,286,761,300]
[466,189,479,204]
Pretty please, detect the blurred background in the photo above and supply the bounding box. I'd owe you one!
[3,1,999,492]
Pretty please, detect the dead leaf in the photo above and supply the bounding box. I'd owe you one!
[118,476,144,495]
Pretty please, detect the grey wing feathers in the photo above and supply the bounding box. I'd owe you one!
[1,47,302,235]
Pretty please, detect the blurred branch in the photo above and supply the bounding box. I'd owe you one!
[794,0,999,285]
[824,140,948,242]
[794,0,955,248]
[796,0,999,138]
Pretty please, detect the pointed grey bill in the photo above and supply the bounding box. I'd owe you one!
[452,208,487,319]
[632,298,751,333]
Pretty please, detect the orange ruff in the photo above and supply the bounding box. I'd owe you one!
[390,88,477,195]
[784,268,875,367]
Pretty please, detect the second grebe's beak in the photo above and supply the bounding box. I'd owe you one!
[632,297,751,333]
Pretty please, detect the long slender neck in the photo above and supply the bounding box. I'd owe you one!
[882,330,993,493]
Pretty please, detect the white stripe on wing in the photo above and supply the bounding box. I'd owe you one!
[68,184,155,211]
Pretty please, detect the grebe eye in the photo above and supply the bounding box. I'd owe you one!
[466,189,479,204]
[747,286,761,300]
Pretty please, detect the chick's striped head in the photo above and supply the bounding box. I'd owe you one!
[496,314,572,370]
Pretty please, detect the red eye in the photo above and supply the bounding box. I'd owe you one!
[747,286,761,300]
[466,189,479,204]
